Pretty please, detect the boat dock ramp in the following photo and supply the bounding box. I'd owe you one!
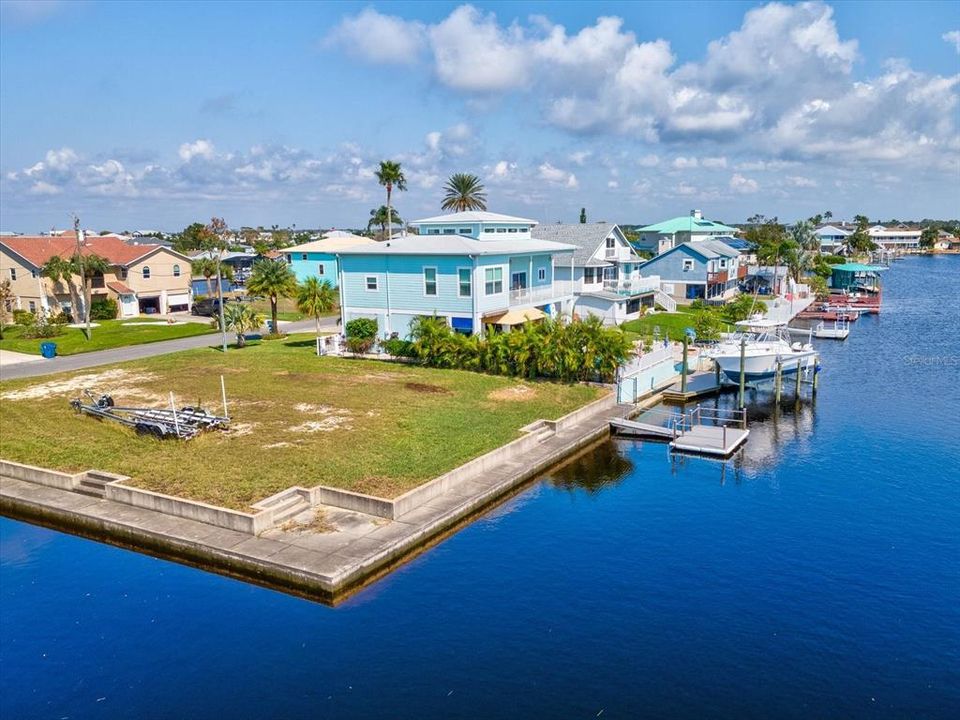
[611,406,749,458]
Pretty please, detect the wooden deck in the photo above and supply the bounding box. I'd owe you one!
[610,418,749,457]
[662,372,724,403]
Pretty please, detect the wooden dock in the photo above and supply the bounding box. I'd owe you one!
[610,417,749,457]
[662,372,724,403]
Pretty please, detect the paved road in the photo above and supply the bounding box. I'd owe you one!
[0,318,337,381]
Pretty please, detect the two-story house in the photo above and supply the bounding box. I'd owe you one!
[284,232,376,287]
[531,222,668,323]
[0,234,194,318]
[336,211,575,337]
[635,210,739,254]
[638,239,743,303]
[814,225,851,254]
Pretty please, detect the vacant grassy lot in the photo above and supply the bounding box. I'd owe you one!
[0,319,215,356]
[0,335,602,509]
[622,307,733,342]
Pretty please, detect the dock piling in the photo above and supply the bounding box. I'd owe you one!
[681,335,689,394]
[738,337,746,409]
[795,359,802,399]
[774,360,782,403]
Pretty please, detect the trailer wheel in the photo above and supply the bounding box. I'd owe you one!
[136,423,164,438]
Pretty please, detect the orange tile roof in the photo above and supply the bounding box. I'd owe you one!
[106,281,135,294]
[0,234,162,269]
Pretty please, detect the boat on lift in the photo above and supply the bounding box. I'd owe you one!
[812,318,850,340]
[705,318,819,382]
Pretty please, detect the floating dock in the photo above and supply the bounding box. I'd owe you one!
[611,416,749,457]
[662,371,724,403]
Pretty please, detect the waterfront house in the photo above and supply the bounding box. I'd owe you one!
[188,249,257,295]
[336,211,576,338]
[284,232,375,288]
[531,222,665,323]
[635,210,739,254]
[0,233,194,317]
[638,239,743,302]
[814,225,851,254]
[868,225,921,252]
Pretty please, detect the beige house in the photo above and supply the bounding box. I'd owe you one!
[0,234,194,318]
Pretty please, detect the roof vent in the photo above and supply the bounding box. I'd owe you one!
[691,209,703,220]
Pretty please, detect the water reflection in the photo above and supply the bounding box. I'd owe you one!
[545,441,634,495]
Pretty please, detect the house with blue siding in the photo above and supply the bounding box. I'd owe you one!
[814,225,850,254]
[285,232,375,287]
[335,212,576,338]
[639,239,743,302]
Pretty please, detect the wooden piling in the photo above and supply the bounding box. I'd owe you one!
[774,359,782,403]
[738,337,746,409]
[795,359,802,398]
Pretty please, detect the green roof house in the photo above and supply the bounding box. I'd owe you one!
[636,210,738,255]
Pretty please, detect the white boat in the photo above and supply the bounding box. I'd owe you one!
[705,318,819,382]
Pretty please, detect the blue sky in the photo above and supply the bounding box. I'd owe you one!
[1,0,958,232]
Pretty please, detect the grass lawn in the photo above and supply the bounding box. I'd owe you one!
[0,334,603,509]
[622,306,734,342]
[0,319,216,356]
[230,296,337,323]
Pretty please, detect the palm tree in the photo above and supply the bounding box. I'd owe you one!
[78,253,110,337]
[296,276,338,338]
[246,258,298,334]
[0,278,12,339]
[441,173,487,212]
[375,160,406,241]
[223,303,264,348]
[191,257,218,296]
[41,255,82,322]
[368,205,402,236]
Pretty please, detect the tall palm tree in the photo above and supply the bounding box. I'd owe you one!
[41,255,82,322]
[0,278,12,339]
[375,160,406,241]
[368,205,402,236]
[223,303,264,348]
[246,258,298,334]
[78,253,110,337]
[296,276,338,338]
[441,173,487,212]
[191,257,218,296]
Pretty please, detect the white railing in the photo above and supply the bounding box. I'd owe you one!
[509,280,572,304]
[621,344,674,377]
[603,278,662,296]
[653,288,677,312]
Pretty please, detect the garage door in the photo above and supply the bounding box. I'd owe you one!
[167,293,190,312]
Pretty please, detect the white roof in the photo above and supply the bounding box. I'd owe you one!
[335,234,573,256]
[410,211,539,226]
[286,234,376,253]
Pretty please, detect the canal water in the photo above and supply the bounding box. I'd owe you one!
[2,256,958,719]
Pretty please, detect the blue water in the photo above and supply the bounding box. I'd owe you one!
[2,256,959,719]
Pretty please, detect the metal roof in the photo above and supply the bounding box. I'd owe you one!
[335,234,574,257]
[410,211,539,226]
[638,215,738,234]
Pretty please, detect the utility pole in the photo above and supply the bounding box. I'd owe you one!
[73,215,92,341]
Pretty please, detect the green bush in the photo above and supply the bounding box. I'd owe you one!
[49,311,70,325]
[692,307,723,342]
[409,315,631,382]
[345,317,378,340]
[383,338,416,357]
[90,298,119,320]
[345,336,375,354]
[822,254,845,264]
[12,309,34,325]
[721,294,767,323]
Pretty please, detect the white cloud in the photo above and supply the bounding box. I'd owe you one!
[178,139,216,162]
[29,181,60,196]
[637,154,660,167]
[489,160,516,179]
[568,150,592,165]
[672,156,698,169]
[607,180,619,189]
[537,162,578,188]
[701,156,728,168]
[327,8,425,65]
[673,182,698,196]
[943,30,960,54]
[729,173,759,194]
[784,175,818,188]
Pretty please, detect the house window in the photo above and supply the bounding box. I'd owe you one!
[173,264,181,277]
[719,259,727,269]
[508,228,517,233]
[28,300,36,312]
[584,267,596,283]
[538,267,546,281]
[9,268,16,281]
[142,266,151,279]
[423,267,437,296]
[365,276,378,291]
[301,254,307,261]
[483,228,496,234]
[682,259,694,272]
[484,267,503,295]
[120,269,128,280]
[443,228,455,234]
[286,254,292,264]
[458,268,471,297]
[606,237,616,248]
[31,269,38,278]
[459,228,471,235]
[495,228,506,233]
[429,229,441,235]
[317,264,325,275]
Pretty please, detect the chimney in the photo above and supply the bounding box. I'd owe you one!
[691,209,702,220]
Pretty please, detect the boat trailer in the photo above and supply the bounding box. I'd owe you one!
[70,390,230,439]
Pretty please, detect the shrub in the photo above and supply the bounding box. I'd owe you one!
[822,254,845,264]
[89,298,118,320]
[345,336,375,354]
[383,338,416,357]
[345,317,378,340]
[49,311,70,325]
[721,295,766,323]
[13,309,34,325]
[692,307,723,342]
[21,314,62,339]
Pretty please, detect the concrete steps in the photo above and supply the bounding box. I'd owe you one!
[253,490,311,525]
[77,472,111,498]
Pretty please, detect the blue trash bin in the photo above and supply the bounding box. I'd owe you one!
[40,342,57,359]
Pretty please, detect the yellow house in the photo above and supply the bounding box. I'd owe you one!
[0,234,194,318]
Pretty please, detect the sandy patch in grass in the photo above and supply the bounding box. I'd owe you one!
[289,416,352,433]
[1,369,159,402]
[293,402,337,414]
[487,384,537,402]
[404,382,450,394]
[262,441,294,449]
[279,509,335,535]
[225,422,258,437]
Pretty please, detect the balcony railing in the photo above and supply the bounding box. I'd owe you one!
[601,278,661,296]
[508,280,572,304]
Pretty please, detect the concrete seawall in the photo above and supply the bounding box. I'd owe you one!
[1,390,655,603]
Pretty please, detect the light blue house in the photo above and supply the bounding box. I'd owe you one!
[814,225,850,254]
[336,211,576,338]
[284,231,376,287]
[635,210,739,254]
[639,239,743,302]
